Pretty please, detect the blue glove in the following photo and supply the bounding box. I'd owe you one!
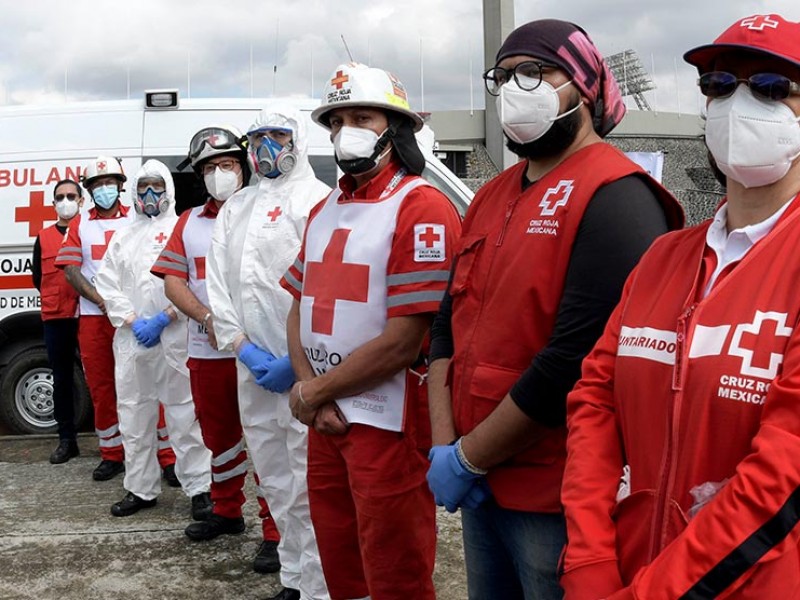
[131,311,171,348]
[237,342,275,379]
[255,354,296,393]
[461,479,492,510]
[426,443,485,513]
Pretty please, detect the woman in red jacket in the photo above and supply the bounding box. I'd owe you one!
[561,14,800,599]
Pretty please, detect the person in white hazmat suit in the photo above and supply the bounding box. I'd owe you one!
[95,160,212,518]
[206,107,330,600]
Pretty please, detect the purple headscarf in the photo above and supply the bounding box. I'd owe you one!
[496,19,626,137]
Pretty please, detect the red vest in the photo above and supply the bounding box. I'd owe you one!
[450,143,681,512]
[38,224,78,320]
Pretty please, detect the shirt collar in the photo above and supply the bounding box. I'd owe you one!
[337,159,405,204]
[88,203,130,220]
[199,199,221,218]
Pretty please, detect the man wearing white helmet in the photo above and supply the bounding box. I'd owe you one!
[280,63,462,600]
[152,126,282,575]
[206,107,330,600]
[95,160,211,518]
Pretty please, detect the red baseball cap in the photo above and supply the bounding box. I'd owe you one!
[684,14,800,73]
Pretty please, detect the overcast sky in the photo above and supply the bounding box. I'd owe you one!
[0,0,798,115]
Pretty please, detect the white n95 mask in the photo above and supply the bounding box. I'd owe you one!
[204,168,240,201]
[497,78,580,144]
[55,199,79,219]
[705,85,800,188]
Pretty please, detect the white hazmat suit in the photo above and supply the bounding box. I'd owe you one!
[207,107,330,599]
[96,160,211,502]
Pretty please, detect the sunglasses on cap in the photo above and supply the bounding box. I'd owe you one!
[698,71,800,101]
[188,127,242,160]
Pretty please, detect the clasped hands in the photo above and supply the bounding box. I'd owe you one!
[237,342,296,393]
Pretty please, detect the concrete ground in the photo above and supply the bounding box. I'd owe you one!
[0,435,467,600]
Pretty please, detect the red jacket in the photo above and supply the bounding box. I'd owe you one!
[562,196,800,599]
[38,224,78,320]
[449,143,681,512]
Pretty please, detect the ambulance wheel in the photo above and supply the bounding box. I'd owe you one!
[0,348,92,435]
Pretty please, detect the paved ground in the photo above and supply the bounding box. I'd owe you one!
[0,435,467,600]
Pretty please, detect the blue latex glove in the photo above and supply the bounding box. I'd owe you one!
[461,479,492,510]
[131,311,171,348]
[237,342,275,379]
[427,443,484,513]
[255,354,296,393]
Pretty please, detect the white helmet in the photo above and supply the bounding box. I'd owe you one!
[311,63,424,132]
[81,156,126,189]
[187,125,247,171]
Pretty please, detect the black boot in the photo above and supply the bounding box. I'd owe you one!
[92,459,125,481]
[190,492,213,521]
[162,464,181,487]
[184,514,246,541]
[49,439,80,464]
[253,540,281,574]
[264,589,299,600]
[111,492,157,517]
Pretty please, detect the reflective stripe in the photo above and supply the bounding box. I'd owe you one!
[212,462,248,483]
[96,424,119,438]
[292,257,304,275]
[158,440,172,450]
[157,427,169,438]
[386,290,446,308]
[59,246,83,255]
[211,439,245,467]
[159,250,188,265]
[386,270,450,286]
[283,270,302,294]
[153,260,188,273]
[99,436,124,448]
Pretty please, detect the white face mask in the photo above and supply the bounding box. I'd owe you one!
[204,168,241,201]
[333,126,381,160]
[55,199,79,220]
[497,78,580,145]
[705,85,800,188]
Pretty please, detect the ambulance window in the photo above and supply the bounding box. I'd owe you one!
[309,156,337,188]
[421,166,469,217]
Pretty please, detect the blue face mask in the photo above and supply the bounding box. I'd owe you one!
[92,184,120,209]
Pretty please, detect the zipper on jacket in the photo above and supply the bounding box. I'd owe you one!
[495,197,520,246]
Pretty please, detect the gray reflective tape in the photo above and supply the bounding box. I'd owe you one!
[96,424,119,438]
[159,250,188,265]
[153,260,188,273]
[211,439,245,467]
[386,290,445,308]
[292,257,304,275]
[283,270,302,293]
[157,427,168,438]
[99,436,123,448]
[212,462,248,483]
[158,440,172,450]
[386,270,450,286]
[59,246,83,255]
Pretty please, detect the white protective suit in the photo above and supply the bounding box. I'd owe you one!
[207,107,330,600]
[95,160,211,501]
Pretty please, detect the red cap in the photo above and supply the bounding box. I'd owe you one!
[684,14,800,73]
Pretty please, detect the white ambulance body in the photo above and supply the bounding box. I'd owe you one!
[0,93,473,434]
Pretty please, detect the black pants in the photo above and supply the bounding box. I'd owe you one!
[43,318,79,440]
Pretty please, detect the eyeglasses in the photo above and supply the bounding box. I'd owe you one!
[55,193,79,201]
[189,127,242,160]
[201,158,239,176]
[698,71,800,101]
[482,60,559,96]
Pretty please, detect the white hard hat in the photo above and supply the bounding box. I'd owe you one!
[187,125,247,170]
[81,156,126,188]
[311,63,424,132]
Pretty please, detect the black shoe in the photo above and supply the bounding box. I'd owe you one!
[253,540,281,574]
[162,464,181,488]
[191,492,213,521]
[49,439,80,464]
[184,514,246,541]
[264,589,299,600]
[111,492,157,517]
[93,459,125,481]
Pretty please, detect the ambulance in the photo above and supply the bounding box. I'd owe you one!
[0,91,474,434]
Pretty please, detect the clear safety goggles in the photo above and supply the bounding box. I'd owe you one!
[137,186,166,202]
[247,126,292,145]
[188,127,243,161]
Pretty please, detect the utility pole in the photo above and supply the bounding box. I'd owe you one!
[483,0,515,171]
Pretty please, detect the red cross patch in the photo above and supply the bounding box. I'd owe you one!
[267,206,283,222]
[15,190,57,237]
[414,223,446,262]
[729,311,791,379]
[740,15,779,31]
[331,70,349,90]
[539,180,574,216]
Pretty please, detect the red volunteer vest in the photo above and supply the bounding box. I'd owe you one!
[38,224,79,320]
[450,143,680,512]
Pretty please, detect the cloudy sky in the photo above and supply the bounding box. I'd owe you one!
[0,0,798,115]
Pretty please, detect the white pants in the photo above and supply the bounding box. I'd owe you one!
[237,361,329,600]
[114,332,211,500]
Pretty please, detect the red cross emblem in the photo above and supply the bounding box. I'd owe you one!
[206,133,220,146]
[331,70,349,90]
[740,15,779,31]
[419,226,441,248]
[304,229,369,335]
[194,257,206,280]
[539,180,574,217]
[729,311,791,379]
[267,206,283,222]
[91,230,115,260]
[155,232,167,244]
[97,161,107,172]
[15,190,57,237]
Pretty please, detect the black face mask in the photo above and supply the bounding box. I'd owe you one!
[505,96,583,160]
[335,126,397,175]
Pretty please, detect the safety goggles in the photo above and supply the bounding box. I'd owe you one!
[137,186,166,201]
[247,126,292,143]
[188,127,242,161]
[698,71,800,101]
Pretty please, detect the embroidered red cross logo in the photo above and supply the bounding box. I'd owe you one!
[155,232,167,244]
[419,226,441,248]
[740,15,779,31]
[267,206,282,222]
[206,133,220,146]
[194,257,206,280]
[729,311,791,379]
[539,180,575,217]
[304,229,369,335]
[15,190,57,237]
[97,161,107,171]
[331,70,349,90]
[91,230,115,260]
